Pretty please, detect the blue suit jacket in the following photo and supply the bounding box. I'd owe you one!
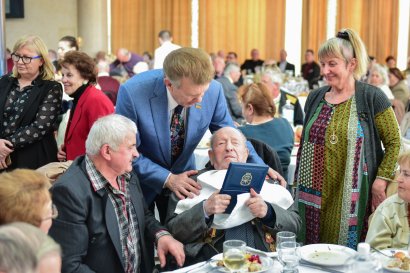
[116,69,263,204]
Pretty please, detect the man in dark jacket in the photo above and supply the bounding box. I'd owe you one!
[49,114,185,273]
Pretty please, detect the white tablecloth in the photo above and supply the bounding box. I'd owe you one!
[164,260,339,272]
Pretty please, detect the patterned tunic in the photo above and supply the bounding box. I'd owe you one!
[296,96,399,249]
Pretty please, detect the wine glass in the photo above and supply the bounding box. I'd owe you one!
[278,241,301,273]
[223,240,246,272]
[276,231,296,252]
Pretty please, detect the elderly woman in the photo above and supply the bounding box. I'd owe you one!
[389,67,410,110]
[57,51,114,161]
[0,35,62,170]
[367,63,394,99]
[0,169,56,233]
[238,83,294,179]
[0,222,61,273]
[366,151,410,250]
[295,28,401,249]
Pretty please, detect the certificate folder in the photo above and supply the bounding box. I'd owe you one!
[220,162,269,213]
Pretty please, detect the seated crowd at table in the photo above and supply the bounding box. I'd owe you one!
[1,27,410,273]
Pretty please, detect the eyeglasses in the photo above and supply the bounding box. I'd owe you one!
[42,203,59,221]
[11,53,42,64]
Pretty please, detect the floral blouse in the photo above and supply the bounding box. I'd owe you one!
[2,78,62,149]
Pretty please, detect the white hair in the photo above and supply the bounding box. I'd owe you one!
[223,63,240,77]
[262,69,283,84]
[85,114,137,156]
[210,127,247,149]
[369,63,389,86]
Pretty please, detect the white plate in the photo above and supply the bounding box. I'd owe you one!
[210,253,274,273]
[299,244,356,266]
[373,249,410,272]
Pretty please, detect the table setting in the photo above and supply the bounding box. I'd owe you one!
[163,231,364,273]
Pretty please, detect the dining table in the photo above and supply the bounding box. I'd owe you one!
[163,257,346,273]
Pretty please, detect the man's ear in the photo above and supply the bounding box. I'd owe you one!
[100,144,111,160]
[164,77,172,88]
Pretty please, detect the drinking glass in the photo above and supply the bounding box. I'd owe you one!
[276,231,296,252]
[223,240,246,272]
[278,241,301,273]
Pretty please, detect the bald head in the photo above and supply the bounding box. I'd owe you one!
[116,48,131,62]
[209,127,249,170]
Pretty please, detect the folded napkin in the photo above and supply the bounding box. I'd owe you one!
[175,170,293,229]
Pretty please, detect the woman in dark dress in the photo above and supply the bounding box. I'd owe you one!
[0,35,62,170]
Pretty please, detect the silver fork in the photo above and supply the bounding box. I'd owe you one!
[370,246,394,258]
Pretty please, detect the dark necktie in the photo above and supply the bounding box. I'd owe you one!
[225,222,256,248]
[170,105,185,163]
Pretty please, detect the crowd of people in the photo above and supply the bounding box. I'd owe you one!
[0,27,410,273]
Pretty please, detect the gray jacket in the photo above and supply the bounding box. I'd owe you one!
[165,169,301,264]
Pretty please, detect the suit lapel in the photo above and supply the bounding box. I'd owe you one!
[150,82,171,166]
[103,192,126,271]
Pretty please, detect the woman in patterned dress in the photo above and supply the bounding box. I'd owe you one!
[295,28,401,249]
[0,35,62,170]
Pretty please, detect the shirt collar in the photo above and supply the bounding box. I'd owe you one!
[85,155,131,193]
[166,86,179,112]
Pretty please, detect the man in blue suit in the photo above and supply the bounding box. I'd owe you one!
[116,47,285,222]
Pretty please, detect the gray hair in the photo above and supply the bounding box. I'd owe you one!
[0,235,37,273]
[262,69,283,84]
[210,127,247,149]
[0,222,61,260]
[369,63,389,86]
[223,63,240,77]
[85,114,137,156]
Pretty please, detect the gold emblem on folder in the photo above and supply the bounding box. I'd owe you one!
[240,172,252,186]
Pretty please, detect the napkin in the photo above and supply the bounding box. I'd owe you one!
[174,170,294,229]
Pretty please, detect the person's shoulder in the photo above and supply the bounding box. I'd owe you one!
[378,194,404,211]
[52,157,87,189]
[122,69,164,90]
[281,90,298,104]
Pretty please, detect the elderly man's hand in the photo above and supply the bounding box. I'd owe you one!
[267,168,287,187]
[245,188,268,218]
[157,235,185,268]
[166,170,201,200]
[371,178,388,212]
[204,191,231,216]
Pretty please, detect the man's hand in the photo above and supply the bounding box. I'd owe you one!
[371,178,388,212]
[204,191,231,216]
[157,235,185,268]
[267,168,287,187]
[57,144,67,162]
[165,170,201,200]
[245,188,268,218]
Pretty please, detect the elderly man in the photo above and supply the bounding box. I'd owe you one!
[261,70,304,126]
[154,30,181,69]
[115,47,285,223]
[241,48,264,75]
[110,48,144,78]
[216,63,244,124]
[166,127,300,266]
[49,114,185,273]
[277,49,295,76]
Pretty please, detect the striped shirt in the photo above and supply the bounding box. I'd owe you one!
[85,155,140,273]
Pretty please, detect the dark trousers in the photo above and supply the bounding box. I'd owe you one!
[149,189,171,224]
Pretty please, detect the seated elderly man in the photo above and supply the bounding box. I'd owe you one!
[49,114,185,273]
[166,127,300,265]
